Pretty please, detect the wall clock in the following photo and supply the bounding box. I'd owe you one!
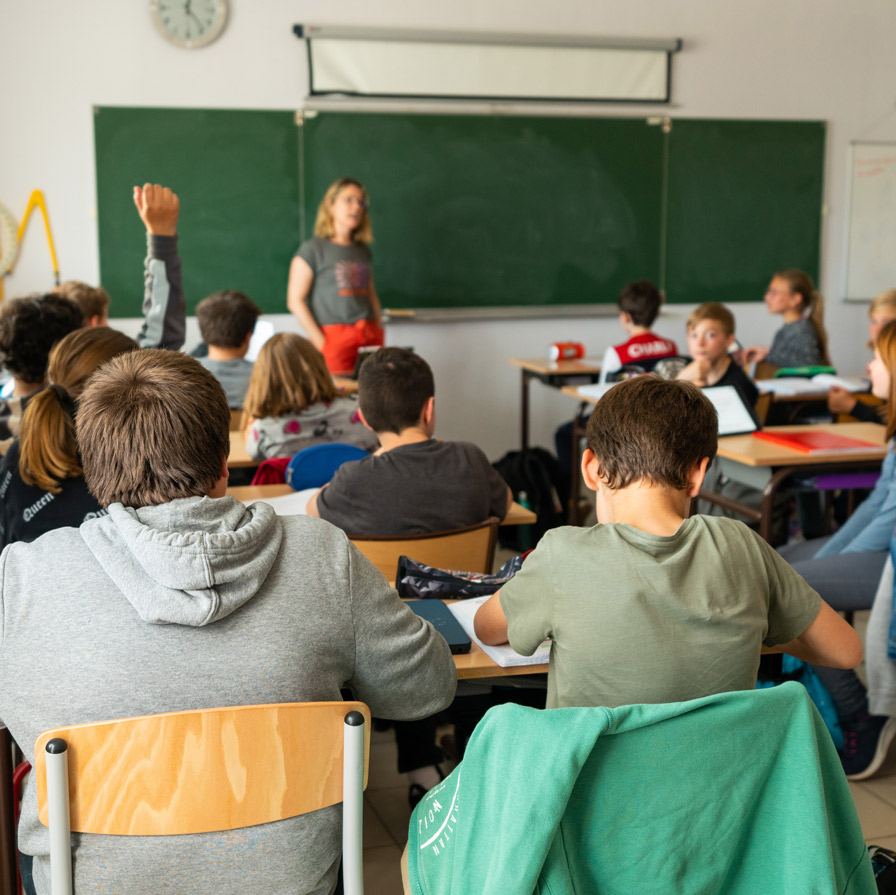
[150,0,229,49]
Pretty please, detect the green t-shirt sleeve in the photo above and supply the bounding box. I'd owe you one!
[759,537,823,646]
[499,535,554,655]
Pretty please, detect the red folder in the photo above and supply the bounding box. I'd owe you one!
[753,430,880,454]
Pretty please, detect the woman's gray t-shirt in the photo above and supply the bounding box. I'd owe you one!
[296,237,374,326]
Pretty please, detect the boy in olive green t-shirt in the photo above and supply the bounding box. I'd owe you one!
[474,377,862,709]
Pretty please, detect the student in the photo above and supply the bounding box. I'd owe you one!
[474,376,860,710]
[743,269,830,369]
[599,280,678,383]
[2,349,456,895]
[676,301,759,407]
[286,177,384,375]
[307,347,512,807]
[0,327,138,549]
[243,332,378,461]
[0,294,83,453]
[195,289,261,408]
[52,280,110,327]
[308,346,512,532]
[828,287,896,422]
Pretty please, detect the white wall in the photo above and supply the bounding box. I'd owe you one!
[3,1,896,458]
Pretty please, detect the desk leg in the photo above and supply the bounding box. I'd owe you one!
[0,728,16,895]
[760,467,799,545]
[520,371,533,451]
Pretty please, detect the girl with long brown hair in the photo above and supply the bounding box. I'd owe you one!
[0,326,138,548]
[243,332,378,461]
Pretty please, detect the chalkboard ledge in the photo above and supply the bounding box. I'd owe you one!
[383,304,622,323]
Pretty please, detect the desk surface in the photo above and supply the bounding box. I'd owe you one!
[510,357,603,376]
[716,422,887,468]
[226,483,537,526]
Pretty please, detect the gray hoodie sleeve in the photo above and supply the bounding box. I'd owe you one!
[137,233,186,350]
[344,542,458,720]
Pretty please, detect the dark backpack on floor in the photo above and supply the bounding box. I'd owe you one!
[493,447,568,551]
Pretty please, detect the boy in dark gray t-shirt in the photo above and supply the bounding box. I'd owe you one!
[195,290,261,409]
[307,347,511,534]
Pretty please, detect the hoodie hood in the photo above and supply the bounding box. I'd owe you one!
[79,496,283,626]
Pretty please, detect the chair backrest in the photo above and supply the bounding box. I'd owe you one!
[351,517,500,582]
[286,442,369,491]
[229,408,244,431]
[33,702,369,895]
[754,391,772,424]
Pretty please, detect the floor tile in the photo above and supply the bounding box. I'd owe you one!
[368,737,403,791]
[364,796,396,849]
[367,784,414,846]
[362,844,404,895]
[849,782,896,839]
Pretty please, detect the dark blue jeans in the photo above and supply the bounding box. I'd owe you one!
[19,849,36,895]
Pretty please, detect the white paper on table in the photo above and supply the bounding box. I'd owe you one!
[448,596,551,668]
[577,381,620,400]
[244,487,317,515]
[755,375,869,396]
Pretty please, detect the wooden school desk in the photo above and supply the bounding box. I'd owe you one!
[509,357,602,450]
[704,422,887,542]
[226,483,538,526]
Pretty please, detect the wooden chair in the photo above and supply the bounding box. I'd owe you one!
[351,517,500,582]
[33,701,370,895]
[229,408,244,431]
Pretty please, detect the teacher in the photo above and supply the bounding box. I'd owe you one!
[286,177,383,375]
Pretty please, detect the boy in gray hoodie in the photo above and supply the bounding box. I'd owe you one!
[1,349,456,895]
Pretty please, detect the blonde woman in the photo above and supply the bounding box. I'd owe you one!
[243,333,378,461]
[0,326,138,549]
[286,177,383,375]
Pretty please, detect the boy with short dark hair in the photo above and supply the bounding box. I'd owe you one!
[677,301,758,406]
[195,289,261,408]
[475,376,861,709]
[308,347,511,533]
[600,280,678,382]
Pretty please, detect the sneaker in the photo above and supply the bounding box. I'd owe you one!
[843,715,896,780]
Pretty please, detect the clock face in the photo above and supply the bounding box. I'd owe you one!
[150,0,229,49]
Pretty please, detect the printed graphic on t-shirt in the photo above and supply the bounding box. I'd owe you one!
[416,773,461,858]
[335,260,370,298]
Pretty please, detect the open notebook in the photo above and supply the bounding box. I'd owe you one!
[449,596,551,668]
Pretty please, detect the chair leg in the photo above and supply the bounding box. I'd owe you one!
[342,712,365,895]
[45,739,72,895]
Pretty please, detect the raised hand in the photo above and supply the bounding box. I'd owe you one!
[133,183,180,236]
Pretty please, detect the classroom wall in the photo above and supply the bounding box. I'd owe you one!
[3,1,896,459]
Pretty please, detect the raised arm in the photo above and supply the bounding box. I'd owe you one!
[133,184,185,351]
[286,256,325,350]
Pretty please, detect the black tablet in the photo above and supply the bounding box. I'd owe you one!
[702,384,763,437]
[407,600,472,655]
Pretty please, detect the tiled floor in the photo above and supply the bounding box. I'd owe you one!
[363,608,896,894]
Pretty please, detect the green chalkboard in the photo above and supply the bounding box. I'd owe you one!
[301,113,665,309]
[94,107,300,317]
[94,108,824,315]
[664,119,825,304]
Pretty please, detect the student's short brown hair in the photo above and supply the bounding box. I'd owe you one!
[617,280,663,327]
[195,290,261,349]
[77,350,230,508]
[686,302,736,337]
[586,376,717,491]
[53,281,110,323]
[358,348,434,434]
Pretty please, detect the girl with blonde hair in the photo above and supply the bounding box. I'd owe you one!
[829,287,896,420]
[285,177,384,375]
[743,269,830,368]
[243,332,378,461]
[0,326,138,548]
